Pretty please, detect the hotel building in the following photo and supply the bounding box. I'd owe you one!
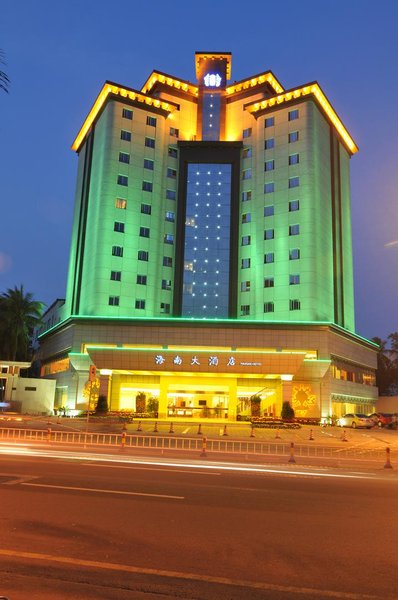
[38,51,378,420]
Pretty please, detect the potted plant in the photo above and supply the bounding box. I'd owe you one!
[250,395,262,417]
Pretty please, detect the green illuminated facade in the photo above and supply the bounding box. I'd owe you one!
[38,52,377,420]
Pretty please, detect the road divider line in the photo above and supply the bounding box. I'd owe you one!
[82,463,220,475]
[20,482,184,500]
[0,548,385,599]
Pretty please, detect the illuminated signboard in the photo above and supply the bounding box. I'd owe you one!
[204,73,222,88]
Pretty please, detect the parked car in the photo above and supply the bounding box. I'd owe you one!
[337,413,373,429]
[368,413,393,428]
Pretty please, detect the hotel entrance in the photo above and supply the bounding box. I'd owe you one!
[166,384,229,419]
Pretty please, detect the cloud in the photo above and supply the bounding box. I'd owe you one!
[0,253,12,273]
[384,240,398,248]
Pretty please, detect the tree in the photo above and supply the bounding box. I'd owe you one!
[281,401,295,420]
[371,336,395,396]
[0,285,43,360]
[0,49,10,93]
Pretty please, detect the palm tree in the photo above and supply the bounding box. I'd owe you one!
[0,49,10,93]
[0,286,43,360]
[372,336,394,395]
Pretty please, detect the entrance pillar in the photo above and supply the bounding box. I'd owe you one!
[228,379,238,421]
[158,377,168,419]
[281,375,293,410]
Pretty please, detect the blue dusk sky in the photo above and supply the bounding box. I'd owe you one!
[1,0,397,342]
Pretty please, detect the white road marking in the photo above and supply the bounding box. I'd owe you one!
[182,427,190,434]
[82,463,220,475]
[0,548,386,599]
[20,482,184,500]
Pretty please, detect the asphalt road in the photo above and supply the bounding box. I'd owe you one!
[0,450,398,599]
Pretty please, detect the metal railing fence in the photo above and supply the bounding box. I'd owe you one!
[0,427,391,463]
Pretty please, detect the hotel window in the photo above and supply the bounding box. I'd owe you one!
[290,299,301,311]
[163,256,173,267]
[138,250,149,261]
[145,137,155,148]
[289,177,300,188]
[264,252,274,264]
[242,168,252,180]
[243,147,252,159]
[265,160,275,172]
[168,147,178,158]
[120,130,131,141]
[161,302,171,314]
[264,302,274,313]
[164,233,174,244]
[137,275,147,285]
[109,296,119,306]
[289,248,300,260]
[166,189,176,200]
[264,182,274,194]
[264,277,274,288]
[242,235,251,246]
[289,200,300,212]
[142,181,153,192]
[110,271,121,281]
[264,205,274,217]
[264,117,274,128]
[119,152,130,164]
[135,299,146,309]
[122,108,132,120]
[289,224,300,236]
[242,213,251,224]
[243,127,252,138]
[288,109,299,121]
[146,116,157,127]
[290,274,300,285]
[117,175,128,186]
[114,221,125,233]
[140,227,150,238]
[167,168,177,179]
[112,246,123,257]
[264,229,274,240]
[241,258,251,269]
[115,198,127,209]
[241,304,250,316]
[165,211,175,222]
[170,127,179,137]
[162,279,172,291]
[242,191,252,202]
[141,203,151,215]
[289,131,299,143]
[144,158,154,170]
[264,138,275,150]
[289,153,299,165]
[241,281,250,292]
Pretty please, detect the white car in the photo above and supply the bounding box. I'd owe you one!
[337,413,373,429]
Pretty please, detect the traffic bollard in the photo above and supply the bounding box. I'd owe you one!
[200,436,207,457]
[223,425,228,436]
[250,425,255,438]
[47,428,51,442]
[153,421,158,433]
[309,428,314,441]
[341,429,348,442]
[121,431,126,451]
[275,428,281,440]
[169,422,174,434]
[288,441,296,464]
[197,423,202,435]
[137,420,142,432]
[384,447,393,469]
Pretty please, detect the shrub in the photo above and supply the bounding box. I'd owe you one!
[281,401,295,420]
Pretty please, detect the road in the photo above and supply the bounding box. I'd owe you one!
[0,448,398,599]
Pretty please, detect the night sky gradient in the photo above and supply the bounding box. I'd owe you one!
[1,0,397,341]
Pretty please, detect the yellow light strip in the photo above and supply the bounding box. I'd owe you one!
[246,83,358,154]
[72,83,176,152]
[141,72,198,96]
[226,72,284,96]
